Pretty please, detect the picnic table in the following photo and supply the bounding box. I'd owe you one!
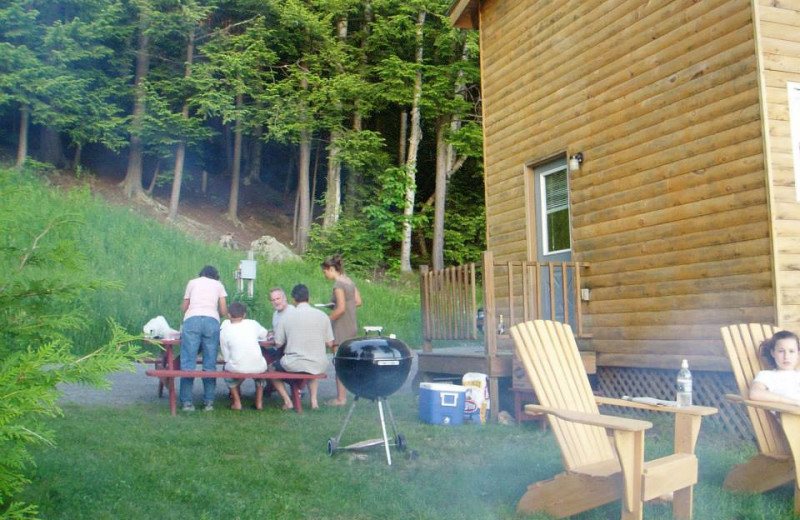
[144,338,325,415]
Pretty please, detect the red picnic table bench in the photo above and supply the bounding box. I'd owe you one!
[144,338,325,415]
[145,368,326,415]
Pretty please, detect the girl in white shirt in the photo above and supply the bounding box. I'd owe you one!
[750,330,800,407]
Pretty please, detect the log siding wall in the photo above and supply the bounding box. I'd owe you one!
[479,0,775,370]
[756,0,800,335]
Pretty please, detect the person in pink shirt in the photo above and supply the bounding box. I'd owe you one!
[179,265,228,412]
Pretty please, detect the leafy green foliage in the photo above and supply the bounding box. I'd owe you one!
[0,167,144,518]
[307,217,388,276]
[0,0,487,275]
[0,0,131,156]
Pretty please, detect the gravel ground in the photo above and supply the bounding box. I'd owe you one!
[57,352,420,408]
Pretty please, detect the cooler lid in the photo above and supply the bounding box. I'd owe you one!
[419,382,466,392]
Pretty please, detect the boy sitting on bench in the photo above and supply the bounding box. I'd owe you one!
[220,302,269,410]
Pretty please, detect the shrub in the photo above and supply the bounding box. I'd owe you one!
[0,167,143,518]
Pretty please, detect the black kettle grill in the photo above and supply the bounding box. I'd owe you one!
[327,332,413,465]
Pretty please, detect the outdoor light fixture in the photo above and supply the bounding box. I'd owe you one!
[568,152,584,172]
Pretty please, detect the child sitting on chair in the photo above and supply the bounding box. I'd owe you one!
[750,330,800,408]
[220,302,269,410]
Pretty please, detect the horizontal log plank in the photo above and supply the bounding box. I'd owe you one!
[596,353,730,371]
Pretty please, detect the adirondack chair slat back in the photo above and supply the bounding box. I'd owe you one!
[721,323,790,457]
[511,320,615,470]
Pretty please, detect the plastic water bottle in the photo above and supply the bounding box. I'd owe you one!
[676,359,692,407]
[497,314,505,335]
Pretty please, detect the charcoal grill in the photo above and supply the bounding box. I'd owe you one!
[326,334,413,465]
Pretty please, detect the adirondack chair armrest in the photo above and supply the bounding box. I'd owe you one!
[525,404,653,432]
[725,393,800,415]
[596,396,718,416]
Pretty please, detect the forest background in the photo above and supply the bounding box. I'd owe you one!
[0,0,486,274]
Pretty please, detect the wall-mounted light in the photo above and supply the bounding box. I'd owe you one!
[568,152,584,172]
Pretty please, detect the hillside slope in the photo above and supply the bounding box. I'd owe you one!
[49,169,297,250]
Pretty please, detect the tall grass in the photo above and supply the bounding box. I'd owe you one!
[23,172,421,353]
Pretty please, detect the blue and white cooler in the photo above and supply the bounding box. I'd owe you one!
[418,382,466,425]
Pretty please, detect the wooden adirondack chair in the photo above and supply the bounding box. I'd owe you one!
[510,320,717,520]
[720,323,800,513]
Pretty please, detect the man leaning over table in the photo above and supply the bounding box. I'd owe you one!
[270,284,333,410]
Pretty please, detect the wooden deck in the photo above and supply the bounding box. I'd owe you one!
[417,345,514,379]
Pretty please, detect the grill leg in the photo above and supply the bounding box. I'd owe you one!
[334,399,358,444]
[384,399,400,438]
[377,398,392,466]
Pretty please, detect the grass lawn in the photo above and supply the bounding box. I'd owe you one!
[20,394,799,520]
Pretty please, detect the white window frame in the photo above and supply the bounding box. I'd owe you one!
[538,162,571,256]
[789,82,800,201]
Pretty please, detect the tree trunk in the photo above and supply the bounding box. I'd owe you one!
[322,17,349,228]
[146,160,161,195]
[294,66,312,253]
[122,8,151,198]
[343,1,372,216]
[296,126,311,254]
[244,126,263,186]
[399,9,426,273]
[72,143,82,170]
[432,116,449,270]
[168,25,195,221]
[16,104,29,170]
[432,38,471,270]
[324,129,342,227]
[39,126,66,167]
[398,109,408,166]
[227,93,244,223]
[224,122,233,178]
[311,140,322,221]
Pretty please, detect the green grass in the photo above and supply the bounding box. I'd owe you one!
[19,398,799,520]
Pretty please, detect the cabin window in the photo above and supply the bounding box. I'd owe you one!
[539,162,571,255]
[789,82,800,201]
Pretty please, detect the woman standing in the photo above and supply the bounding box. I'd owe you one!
[179,265,228,412]
[322,254,362,406]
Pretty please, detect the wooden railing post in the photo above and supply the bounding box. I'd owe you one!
[483,250,497,358]
[419,265,433,353]
[470,262,478,339]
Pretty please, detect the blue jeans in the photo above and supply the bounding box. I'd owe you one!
[179,316,219,405]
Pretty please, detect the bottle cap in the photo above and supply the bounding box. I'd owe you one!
[681,359,688,368]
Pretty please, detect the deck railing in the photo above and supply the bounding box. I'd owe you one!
[419,251,590,355]
[419,263,479,350]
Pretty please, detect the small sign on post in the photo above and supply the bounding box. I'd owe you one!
[235,251,257,298]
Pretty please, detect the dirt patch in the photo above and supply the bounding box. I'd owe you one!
[49,169,297,250]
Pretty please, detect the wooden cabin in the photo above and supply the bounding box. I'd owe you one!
[432,0,800,434]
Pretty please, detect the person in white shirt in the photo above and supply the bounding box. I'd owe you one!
[220,302,268,410]
[271,284,334,410]
[750,330,800,407]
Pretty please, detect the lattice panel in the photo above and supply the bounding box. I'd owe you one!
[597,367,753,440]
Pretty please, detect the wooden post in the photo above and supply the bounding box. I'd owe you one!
[482,251,502,423]
[470,262,478,339]
[419,265,432,352]
[483,251,497,357]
